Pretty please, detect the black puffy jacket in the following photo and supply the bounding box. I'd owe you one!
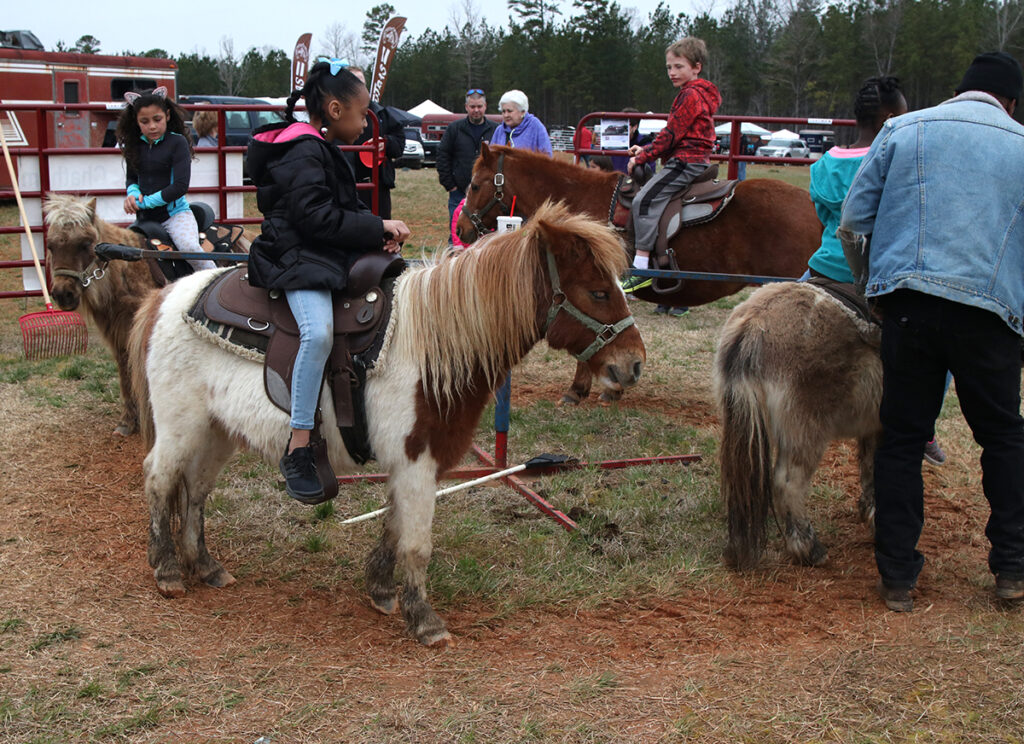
[436,117,498,193]
[246,121,385,291]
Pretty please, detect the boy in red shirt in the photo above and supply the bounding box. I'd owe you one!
[622,37,721,292]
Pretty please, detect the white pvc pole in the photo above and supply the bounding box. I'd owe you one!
[340,461,530,525]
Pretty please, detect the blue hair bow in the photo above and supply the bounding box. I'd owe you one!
[316,56,350,76]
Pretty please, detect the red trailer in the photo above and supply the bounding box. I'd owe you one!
[0,43,177,170]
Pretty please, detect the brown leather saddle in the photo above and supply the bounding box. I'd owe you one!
[187,251,406,466]
[131,202,249,287]
[611,164,739,294]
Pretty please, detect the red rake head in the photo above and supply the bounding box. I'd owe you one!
[19,306,89,361]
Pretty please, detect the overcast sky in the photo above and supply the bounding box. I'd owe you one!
[11,0,704,59]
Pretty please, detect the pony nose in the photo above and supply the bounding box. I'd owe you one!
[52,286,79,311]
[607,359,643,388]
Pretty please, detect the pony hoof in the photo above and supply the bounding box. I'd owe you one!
[598,391,622,404]
[557,394,581,407]
[156,579,186,598]
[113,424,133,437]
[201,567,236,589]
[421,630,454,648]
[370,596,398,615]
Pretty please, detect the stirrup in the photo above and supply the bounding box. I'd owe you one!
[651,248,685,295]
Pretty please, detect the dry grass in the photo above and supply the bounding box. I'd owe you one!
[2,166,1024,742]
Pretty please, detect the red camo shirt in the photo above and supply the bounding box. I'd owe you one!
[635,78,721,166]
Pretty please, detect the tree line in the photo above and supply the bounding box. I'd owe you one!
[65,0,1024,127]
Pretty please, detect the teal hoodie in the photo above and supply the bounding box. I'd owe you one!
[807,146,870,283]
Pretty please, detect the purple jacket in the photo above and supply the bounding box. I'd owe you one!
[490,112,553,156]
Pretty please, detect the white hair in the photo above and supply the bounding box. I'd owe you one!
[498,90,529,113]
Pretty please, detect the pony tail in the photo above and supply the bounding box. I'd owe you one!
[714,322,773,570]
[284,88,303,123]
[128,289,162,449]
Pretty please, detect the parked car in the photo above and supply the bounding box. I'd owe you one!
[755,138,811,159]
[398,127,425,169]
[177,95,284,146]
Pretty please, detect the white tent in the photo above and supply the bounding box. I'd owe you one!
[770,128,801,139]
[714,122,772,137]
[408,99,453,117]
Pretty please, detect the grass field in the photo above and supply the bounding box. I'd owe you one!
[2,163,1023,742]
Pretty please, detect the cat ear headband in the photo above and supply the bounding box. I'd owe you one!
[123,86,168,105]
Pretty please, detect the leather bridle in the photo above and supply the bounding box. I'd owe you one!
[464,152,511,236]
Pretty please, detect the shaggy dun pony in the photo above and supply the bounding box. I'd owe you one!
[42,193,253,435]
[713,281,882,570]
[129,201,645,646]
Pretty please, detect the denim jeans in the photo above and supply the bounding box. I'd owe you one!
[285,289,334,430]
[874,290,1024,587]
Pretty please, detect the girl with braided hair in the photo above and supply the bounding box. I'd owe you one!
[806,76,907,283]
[246,59,410,504]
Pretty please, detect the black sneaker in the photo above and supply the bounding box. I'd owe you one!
[669,306,690,317]
[654,304,669,314]
[279,444,326,505]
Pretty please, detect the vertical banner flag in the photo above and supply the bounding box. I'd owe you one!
[370,17,406,101]
[291,33,313,91]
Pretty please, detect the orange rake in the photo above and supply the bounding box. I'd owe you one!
[1,119,88,360]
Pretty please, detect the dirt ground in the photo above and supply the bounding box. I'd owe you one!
[3,362,1023,742]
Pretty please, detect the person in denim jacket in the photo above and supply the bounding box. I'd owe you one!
[841,52,1024,612]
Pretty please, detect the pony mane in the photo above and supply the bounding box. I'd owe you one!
[43,193,94,227]
[391,200,626,407]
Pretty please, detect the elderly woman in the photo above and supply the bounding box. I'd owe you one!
[490,90,552,156]
[192,110,218,147]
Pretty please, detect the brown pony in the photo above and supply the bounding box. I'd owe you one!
[457,144,823,404]
[42,193,252,435]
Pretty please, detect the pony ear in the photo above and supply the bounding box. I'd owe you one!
[480,142,490,158]
[85,197,97,219]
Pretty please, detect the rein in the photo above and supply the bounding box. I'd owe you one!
[542,250,635,363]
[465,152,511,235]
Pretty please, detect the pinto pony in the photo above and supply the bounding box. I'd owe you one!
[129,202,645,646]
[457,144,823,404]
[713,282,882,569]
[42,193,252,436]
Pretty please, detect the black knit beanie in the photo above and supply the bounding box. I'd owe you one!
[955,51,1023,101]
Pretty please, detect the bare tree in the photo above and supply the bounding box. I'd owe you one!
[320,21,365,65]
[449,0,484,87]
[216,37,251,95]
[992,0,1024,51]
[862,0,903,76]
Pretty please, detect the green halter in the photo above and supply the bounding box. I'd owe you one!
[542,249,636,363]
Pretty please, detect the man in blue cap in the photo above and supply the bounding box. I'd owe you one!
[841,51,1024,612]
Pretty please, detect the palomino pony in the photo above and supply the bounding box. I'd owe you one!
[457,144,823,404]
[42,193,253,436]
[128,202,645,646]
[713,281,882,569]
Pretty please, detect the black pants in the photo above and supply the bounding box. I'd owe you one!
[874,290,1024,587]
